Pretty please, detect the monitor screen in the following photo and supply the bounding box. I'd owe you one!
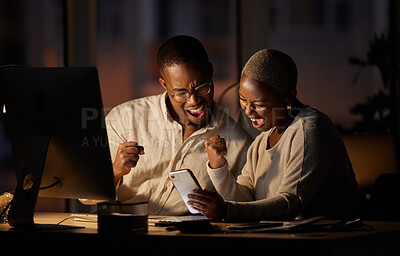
[0,67,116,203]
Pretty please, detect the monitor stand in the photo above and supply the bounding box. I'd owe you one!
[8,136,83,230]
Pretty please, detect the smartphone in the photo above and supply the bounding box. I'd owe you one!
[169,169,202,214]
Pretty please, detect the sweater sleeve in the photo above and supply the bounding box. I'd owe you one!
[206,137,262,201]
[206,162,254,201]
[225,196,293,222]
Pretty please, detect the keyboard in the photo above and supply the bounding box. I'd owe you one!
[149,215,210,224]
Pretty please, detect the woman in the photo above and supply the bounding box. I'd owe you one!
[187,49,367,221]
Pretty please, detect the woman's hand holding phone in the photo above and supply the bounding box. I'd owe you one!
[187,188,226,220]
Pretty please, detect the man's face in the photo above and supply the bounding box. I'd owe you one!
[159,60,214,127]
[239,74,287,132]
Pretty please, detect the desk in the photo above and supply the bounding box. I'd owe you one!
[1,213,400,255]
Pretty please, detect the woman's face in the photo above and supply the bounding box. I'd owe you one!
[239,74,287,132]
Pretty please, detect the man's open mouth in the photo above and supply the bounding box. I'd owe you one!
[186,104,206,120]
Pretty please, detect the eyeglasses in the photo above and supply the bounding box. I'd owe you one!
[168,81,213,103]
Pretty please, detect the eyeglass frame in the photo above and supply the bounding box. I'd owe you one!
[167,81,213,103]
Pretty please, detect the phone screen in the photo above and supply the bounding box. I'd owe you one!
[169,169,202,214]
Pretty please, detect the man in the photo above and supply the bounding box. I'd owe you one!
[106,35,252,215]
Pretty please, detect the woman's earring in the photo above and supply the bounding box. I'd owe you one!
[287,103,292,110]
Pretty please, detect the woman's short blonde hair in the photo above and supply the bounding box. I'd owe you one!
[241,49,298,96]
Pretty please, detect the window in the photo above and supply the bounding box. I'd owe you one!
[96,0,239,112]
[269,0,388,132]
[0,0,64,193]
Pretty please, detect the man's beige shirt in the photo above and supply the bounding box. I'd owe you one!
[106,92,252,215]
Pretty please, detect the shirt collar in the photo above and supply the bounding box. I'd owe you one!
[160,91,174,123]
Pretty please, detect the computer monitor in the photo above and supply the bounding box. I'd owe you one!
[0,66,116,228]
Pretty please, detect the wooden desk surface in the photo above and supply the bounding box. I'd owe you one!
[1,212,400,255]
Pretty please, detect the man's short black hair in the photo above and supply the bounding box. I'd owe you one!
[157,35,209,76]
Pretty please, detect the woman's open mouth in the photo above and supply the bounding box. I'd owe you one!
[250,117,266,128]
